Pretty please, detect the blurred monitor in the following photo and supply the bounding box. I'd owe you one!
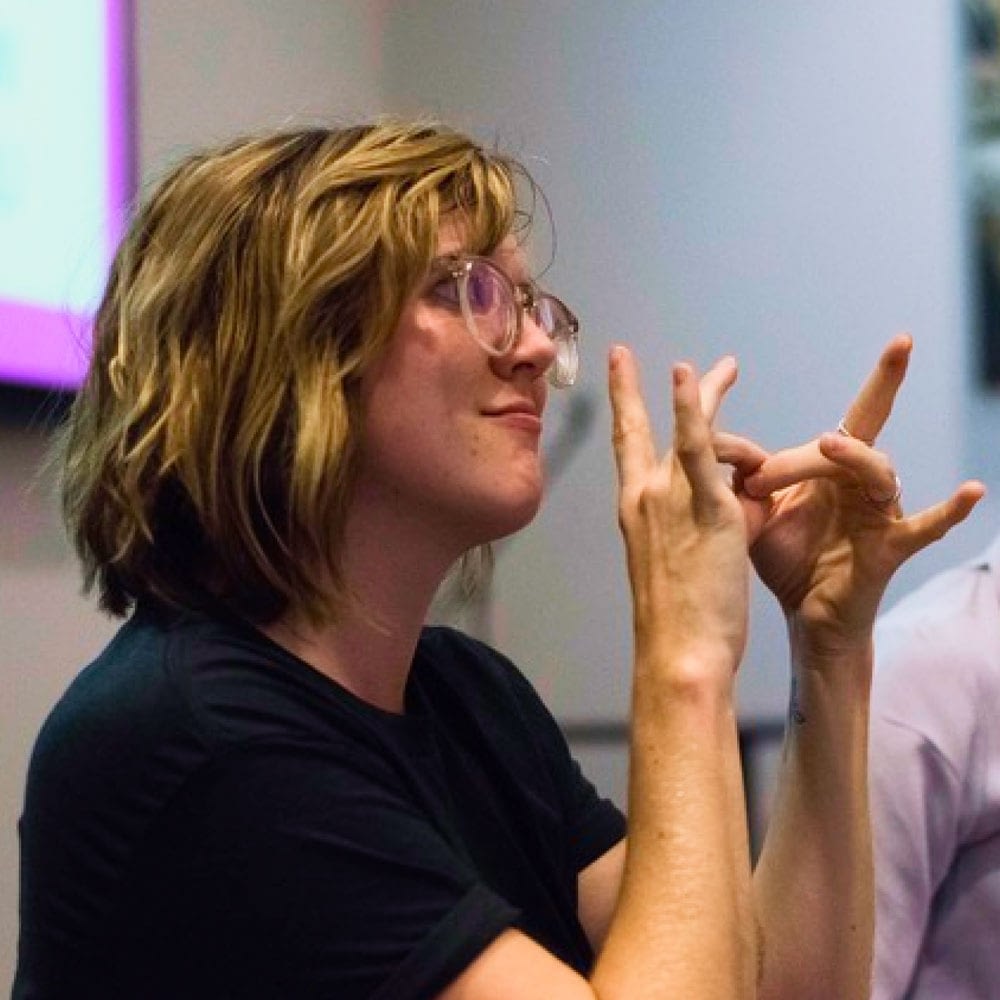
[0,1,131,393]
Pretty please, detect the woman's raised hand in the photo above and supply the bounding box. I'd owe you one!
[738,334,984,653]
[609,346,767,679]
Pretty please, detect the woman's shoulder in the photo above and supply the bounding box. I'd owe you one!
[417,626,534,698]
[415,625,563,745]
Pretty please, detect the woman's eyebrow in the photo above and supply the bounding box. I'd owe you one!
[491,251,533,286]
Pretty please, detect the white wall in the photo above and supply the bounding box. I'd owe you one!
[3,0,994,987]
[380,0,992,803]
[382,0,990,706]
[135,0,388,176]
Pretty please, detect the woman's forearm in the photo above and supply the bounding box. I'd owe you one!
[591,656,755,1000]
[752,629,874,1000]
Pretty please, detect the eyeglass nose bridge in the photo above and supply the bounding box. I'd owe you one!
[510,283,547,345]
[442,253,579,386]
[510,291,580,389]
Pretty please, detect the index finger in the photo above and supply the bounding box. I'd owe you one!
[840,333,912,444]
[609,345,657,487]
[741,439,835,497]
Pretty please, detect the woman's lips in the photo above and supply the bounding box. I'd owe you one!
[490,412,541,433]
[484,408,542,434]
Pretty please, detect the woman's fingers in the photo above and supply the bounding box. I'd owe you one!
[609,346,657,488]
[892,482,986,561]
[817,433,899,508]
[715,431,774,542]
[610,347,743,492]
[698,355,738,424]
[741,440,834,497]
[838,333,912,445]
[738,335,913,497]
[673,363,728,512]
[742,433,900,502]
[713,431,770,493]
[713,431,769,475]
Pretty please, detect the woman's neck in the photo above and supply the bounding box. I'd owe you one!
[262,504,465,714]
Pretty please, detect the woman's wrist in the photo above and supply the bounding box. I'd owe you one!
[784,608,876,668]
[632,643,740,705]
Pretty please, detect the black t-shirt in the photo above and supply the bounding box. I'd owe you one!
[14,604,626,999]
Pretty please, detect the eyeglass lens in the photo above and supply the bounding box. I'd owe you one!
[459,258,579,387]
[463,264,513,353]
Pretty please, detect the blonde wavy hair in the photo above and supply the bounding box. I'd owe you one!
[58,119,532,624]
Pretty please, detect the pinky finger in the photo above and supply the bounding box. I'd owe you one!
[698,355,738,424]
[894,481,987,560]
[714,431,769,481]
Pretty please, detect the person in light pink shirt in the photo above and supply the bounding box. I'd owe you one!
[871,534,1000,999]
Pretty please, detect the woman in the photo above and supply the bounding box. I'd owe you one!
[14,119,982,999]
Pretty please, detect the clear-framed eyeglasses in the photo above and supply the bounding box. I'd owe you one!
[430,254,580,388]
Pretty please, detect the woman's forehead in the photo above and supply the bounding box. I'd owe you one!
[435,224,529,279]
[491,234,525,266]
[436,217,514,252]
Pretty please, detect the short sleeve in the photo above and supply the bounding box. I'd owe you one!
[129,739,519,1000]
[466,637,627,872]
[547,735,627,872]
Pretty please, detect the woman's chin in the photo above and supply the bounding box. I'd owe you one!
[466,487,544,546]
[498,490,546,539]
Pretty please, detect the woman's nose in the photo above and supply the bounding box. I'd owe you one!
[493,308,557,381]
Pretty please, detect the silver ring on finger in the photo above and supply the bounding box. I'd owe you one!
[861,473,902,509]
[836,418,875,447]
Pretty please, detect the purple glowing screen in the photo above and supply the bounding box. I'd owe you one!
[0,1,131,390]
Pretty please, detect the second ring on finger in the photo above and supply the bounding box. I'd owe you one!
[819,431,903,512]
[861,472,902,510]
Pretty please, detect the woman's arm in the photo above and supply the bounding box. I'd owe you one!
[740,335,983,1000]
[751,633,874,1000]
[587,349,757,999]
[446,349,759,1000]
[574,336,982,1000]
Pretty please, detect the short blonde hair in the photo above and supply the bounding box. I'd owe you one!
[59,119,532,623]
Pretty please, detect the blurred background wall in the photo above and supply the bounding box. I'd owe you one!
[2,0,994,985]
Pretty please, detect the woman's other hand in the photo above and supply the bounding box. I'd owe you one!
[739,334,984,654]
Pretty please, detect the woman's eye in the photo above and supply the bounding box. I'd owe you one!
[428,277,461,307]
[466,271,497,312]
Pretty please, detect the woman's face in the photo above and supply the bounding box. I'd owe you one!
[355,220,558,553]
